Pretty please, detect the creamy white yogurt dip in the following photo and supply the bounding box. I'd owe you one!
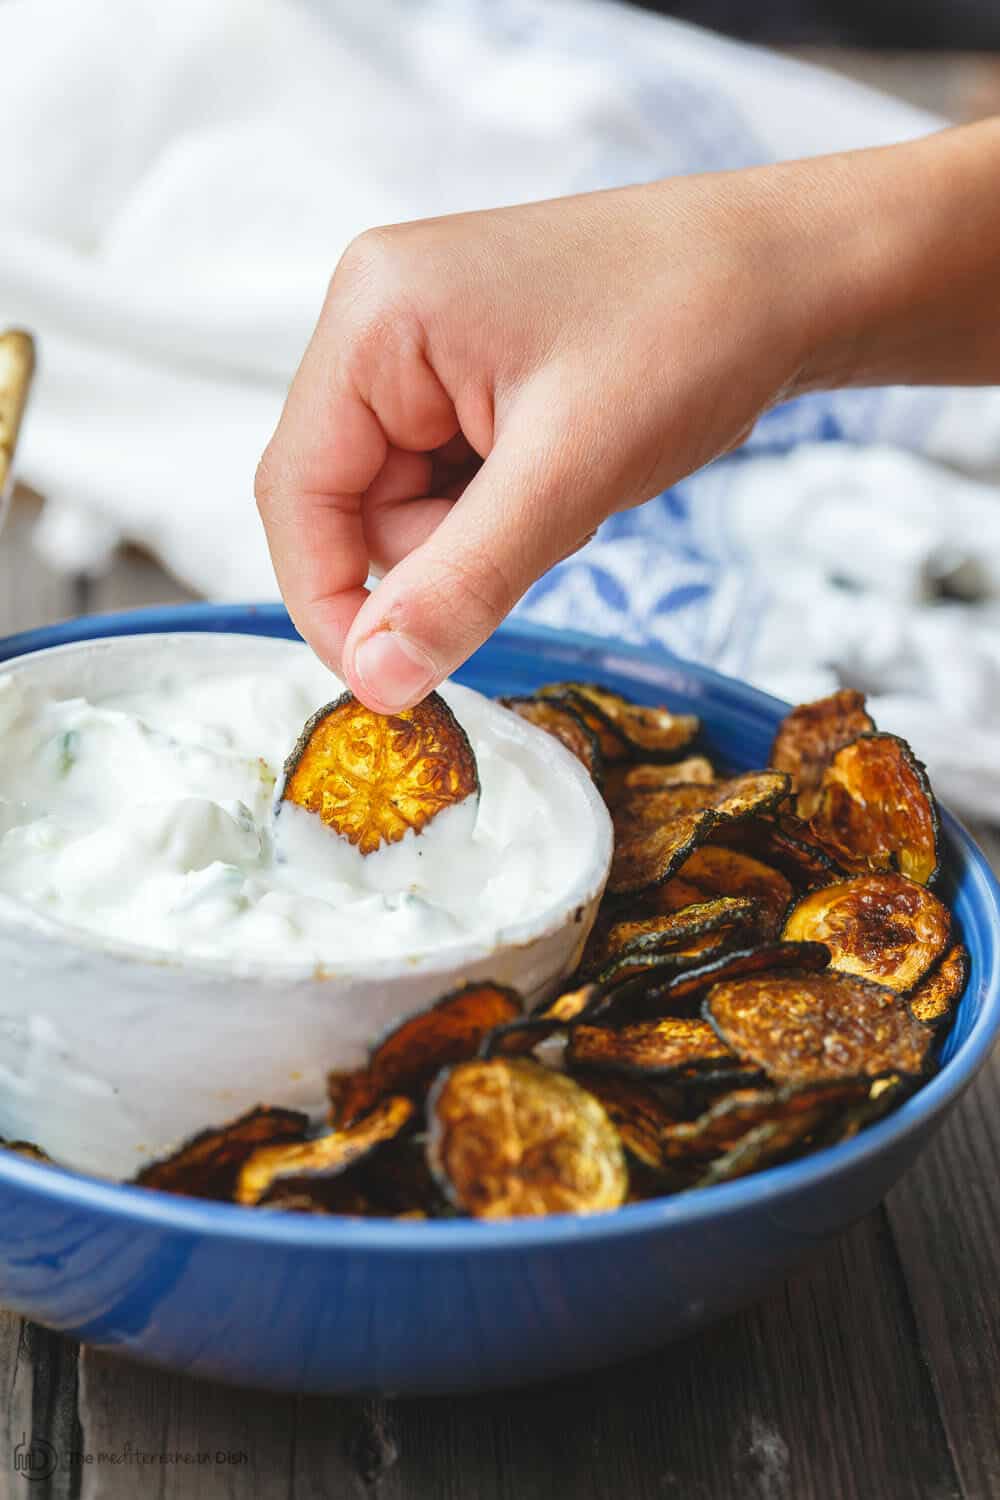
[0,640,590,966]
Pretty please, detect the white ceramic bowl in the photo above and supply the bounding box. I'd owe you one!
[0,633,612,1178]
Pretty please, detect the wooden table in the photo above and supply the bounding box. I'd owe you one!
[3,45,1000,1498]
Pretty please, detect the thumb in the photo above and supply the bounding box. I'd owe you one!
[342,415,602,713]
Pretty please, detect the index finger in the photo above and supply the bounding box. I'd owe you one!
[256,339,388,674]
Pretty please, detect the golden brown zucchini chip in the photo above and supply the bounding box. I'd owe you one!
[538,682,699,762]
[809,733,939,886]
[782,874,951,993]
[427,1058,627,1218]
[237,1095,414,1207]
[770,690,875,819]
[499,695,603,785]
[643,845,794,938]
[694,1095,848,1187]
[281,690,479,855]
[483,982,603,1056]
[705,969,931,1086]
[596,940,831,1025]
[329,983,522,1127]
[573,1073,679,1171]
[0,1139,53,1165]
[909,943,969,1029]
[592,896,760,970]
[135,1106,310,1200]
[709,813,842,889]
[613,770,790,835]
[608,808,718,899]
[604,756,716,808]
[662,1080,866,1166]
[567,1017,742,1080]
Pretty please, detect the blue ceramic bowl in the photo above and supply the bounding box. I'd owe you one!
[0,604,997,1395]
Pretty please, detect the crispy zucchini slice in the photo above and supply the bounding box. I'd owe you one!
[782,874,950,993]
[0,1138,53,1164]
[643,845,794,938]
[427,1058,627,1218]
[499,695,603,785]
[705,969,931,1086]
[809,733,939,885]
[329,983,522,1126]
[595,940,831,1024]
[709,813,842,889]
[694,1096,848,1187]
[573,1073,679,1171]
[608,807,718,899]
[663,1080,866,1165]
[589,896,760,972]
[595,929,749,989]
[909,943,968,1029]
[604,756,716,808]
[567,1017,740,1080]
[237,1095,414,1207]
[538,682,699,762]
[281,690,479,855]
[613,770,790,835]
[135,1106,310,1200]
[0,329,35,500]
[770,690,875,819]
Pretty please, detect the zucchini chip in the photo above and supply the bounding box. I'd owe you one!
[809,733,939,885]
[0,1139,53,1164]
[645,845,794,937]
[574,1073,679,1171]
[662,1081,866,1166]
[909,943,969,1029]
[237,1095,414,1207]
[596,940,831,1025]
[538,682,699,762]
[705,969,931,1086]
[329,983,522,1127]
[604,756,715,808]
[596,929,749,989]
[709,813,842,889]
[281,690,479,855]
[694,1092,852,1187]
[567,1017,742,1080]
[135,1106,310,1201]
[427,1058,627,1218]
[770,690,875,819]
[608,807,717,899]
[782,874,950,993]
[589,896,760,971]
[613,770,790,833]
[499,695,603,785]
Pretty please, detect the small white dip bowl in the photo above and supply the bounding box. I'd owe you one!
[0,633,612,1178]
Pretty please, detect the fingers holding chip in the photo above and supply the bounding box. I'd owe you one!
[281,690,479,855]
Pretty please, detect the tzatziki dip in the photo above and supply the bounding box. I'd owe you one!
[0,639,589,966]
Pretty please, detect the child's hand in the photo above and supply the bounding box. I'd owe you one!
[255,123,1000,711]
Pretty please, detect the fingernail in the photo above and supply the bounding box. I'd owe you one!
[353,630,438,712]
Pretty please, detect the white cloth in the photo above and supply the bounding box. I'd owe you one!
[3,0,1000,815]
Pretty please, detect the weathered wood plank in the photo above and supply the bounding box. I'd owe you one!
[71,1211,959,1500]
[885,824,1000,1500]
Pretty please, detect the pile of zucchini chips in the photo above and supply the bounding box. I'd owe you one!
[23,684,963,1220]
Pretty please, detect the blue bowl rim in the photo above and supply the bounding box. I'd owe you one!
[1,602,998,1253]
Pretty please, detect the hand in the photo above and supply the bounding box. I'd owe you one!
[255,122,1000,712]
